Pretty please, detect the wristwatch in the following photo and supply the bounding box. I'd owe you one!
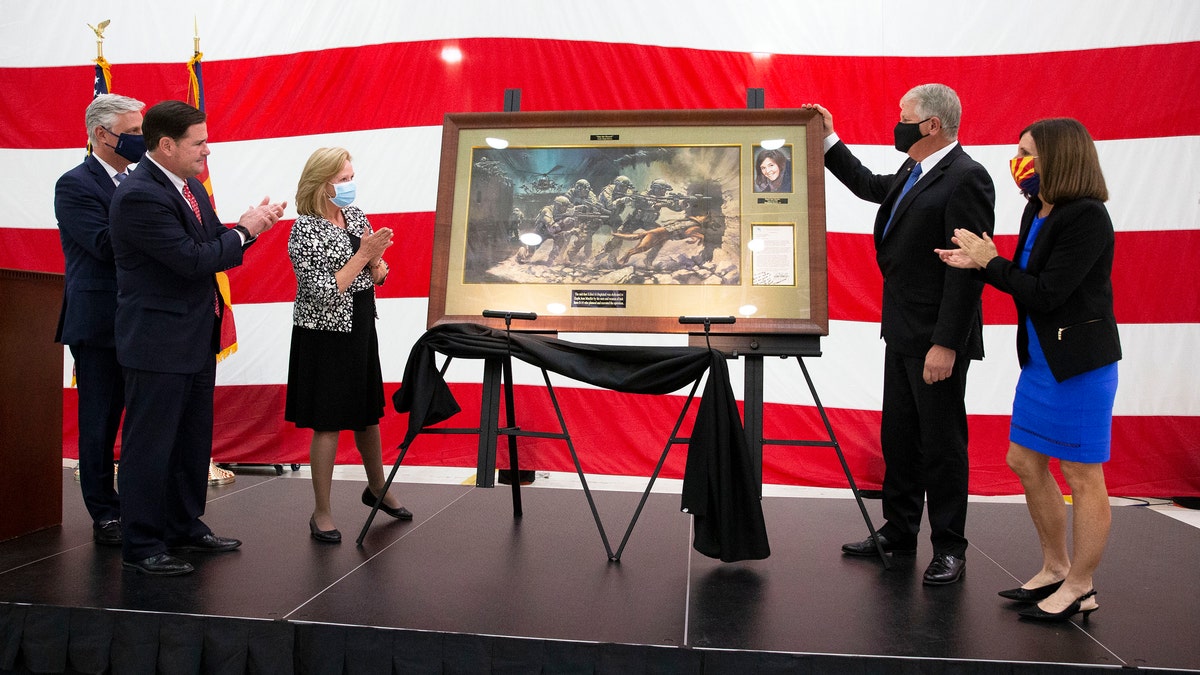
[233,224,256,249]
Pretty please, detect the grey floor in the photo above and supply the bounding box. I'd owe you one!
[1,468,1198,673]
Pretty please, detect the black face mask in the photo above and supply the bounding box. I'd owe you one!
[893,117,932,152]
[104,128,146,163]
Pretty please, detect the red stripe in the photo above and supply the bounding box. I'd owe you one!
[61,384,1200,497]
[222,212,435,303]
[4,40,1198,149]
[11,224,1197,324]
[0,228,62,273]
[824,230,1199,324]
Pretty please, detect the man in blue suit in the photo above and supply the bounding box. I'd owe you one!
[110,100,286,575]
[54,94,146,546]
[805,85,995,585]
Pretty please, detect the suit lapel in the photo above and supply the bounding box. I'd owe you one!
[183,177,214,239]
[881,146,962,241]
[142,160,209,240]
[84,155,117,199]
[877,159,916,241]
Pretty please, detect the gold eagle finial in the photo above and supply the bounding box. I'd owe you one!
[88,19,111,59]
[87,19,110,40]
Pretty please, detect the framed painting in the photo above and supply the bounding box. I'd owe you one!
[427,108,827,335]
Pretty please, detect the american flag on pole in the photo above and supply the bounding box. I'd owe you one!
[93,55,110,98]
[88,24,111,160]
[1,3,1197,496]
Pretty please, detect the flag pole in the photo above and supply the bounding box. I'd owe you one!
[190,18,240,484]
[89,19,112,93]
[87,20,112,155]
[88,19,109,61]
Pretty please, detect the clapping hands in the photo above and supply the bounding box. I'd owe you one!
[360,227,394,261]
[936,228,997,269]
[238,197,288,237]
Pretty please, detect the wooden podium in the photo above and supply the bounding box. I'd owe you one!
[0,269,64,541]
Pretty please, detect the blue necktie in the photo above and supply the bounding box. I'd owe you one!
[115,171,127,184]
[884,162,922,237]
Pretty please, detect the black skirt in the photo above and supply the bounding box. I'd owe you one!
[284,288,385,432]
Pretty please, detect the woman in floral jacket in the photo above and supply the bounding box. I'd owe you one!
[285,147,412,543]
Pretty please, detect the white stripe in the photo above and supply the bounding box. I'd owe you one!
[60,298,1192,417]
[823,136,1200,235]
[4,1,1198,67]
[9,132,1199,236]
[6,126,444,230]
[203,126,445,223]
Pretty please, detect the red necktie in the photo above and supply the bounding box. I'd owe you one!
[182,183,221,316]
[182,183,203,222]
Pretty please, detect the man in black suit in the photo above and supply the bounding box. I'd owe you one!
[805,84,995,585]
[54,94,147,546]
[109,100,286,575]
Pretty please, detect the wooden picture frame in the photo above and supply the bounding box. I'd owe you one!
[428,108,827,335]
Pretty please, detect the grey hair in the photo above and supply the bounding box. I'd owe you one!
[84,93,145,145]
[903,83,961,140]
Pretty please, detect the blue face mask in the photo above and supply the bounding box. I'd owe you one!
[329,181,356,208]
[104,128,146,163]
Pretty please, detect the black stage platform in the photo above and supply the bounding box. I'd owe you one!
[1,470,1197,674]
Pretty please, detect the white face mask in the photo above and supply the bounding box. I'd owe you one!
[329,181,356,207]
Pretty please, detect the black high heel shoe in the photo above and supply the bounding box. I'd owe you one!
[1018,589,1098,622]
[309,515,341,543]
[998,579,1064,603]
[362,487,413,521]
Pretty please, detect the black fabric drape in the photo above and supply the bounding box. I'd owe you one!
[392,323,769,562]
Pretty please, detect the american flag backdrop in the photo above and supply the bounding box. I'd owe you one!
[1,1,1197,497]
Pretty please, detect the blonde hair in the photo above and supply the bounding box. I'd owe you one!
[296,147,351,217]
[1023,118,1108,203]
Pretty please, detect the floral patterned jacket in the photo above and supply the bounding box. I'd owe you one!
[288,206,375,332]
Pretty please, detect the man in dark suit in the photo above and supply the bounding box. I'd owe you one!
[54,94,146,546]
[109,100,286,575]
[805,84,995,585]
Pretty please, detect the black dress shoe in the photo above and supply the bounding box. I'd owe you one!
[923,553,966,585]
[309,515,342,543]
[362,487,413,520]
[122,553,194,576]
[841,532,917,557]
[93,519,122,546]
[998,579,1064,602]
[167,533,242,554]
[1019,589,1098,622]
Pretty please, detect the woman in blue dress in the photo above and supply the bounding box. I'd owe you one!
[937,118,1120,622]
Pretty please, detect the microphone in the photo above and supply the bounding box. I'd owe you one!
[483,309,538,321]
[678,316,736,325]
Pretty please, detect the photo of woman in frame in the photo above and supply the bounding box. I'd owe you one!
[753,146,793,193]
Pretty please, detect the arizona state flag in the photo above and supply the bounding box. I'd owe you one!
[187,48,238,362]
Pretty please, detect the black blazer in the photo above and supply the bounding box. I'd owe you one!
[981,197,1121,382]
[825,141,995,359]
[109,158,246,374]
[53,154,120,347]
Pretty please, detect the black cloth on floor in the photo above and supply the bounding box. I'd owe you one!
[392,323,770,562]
